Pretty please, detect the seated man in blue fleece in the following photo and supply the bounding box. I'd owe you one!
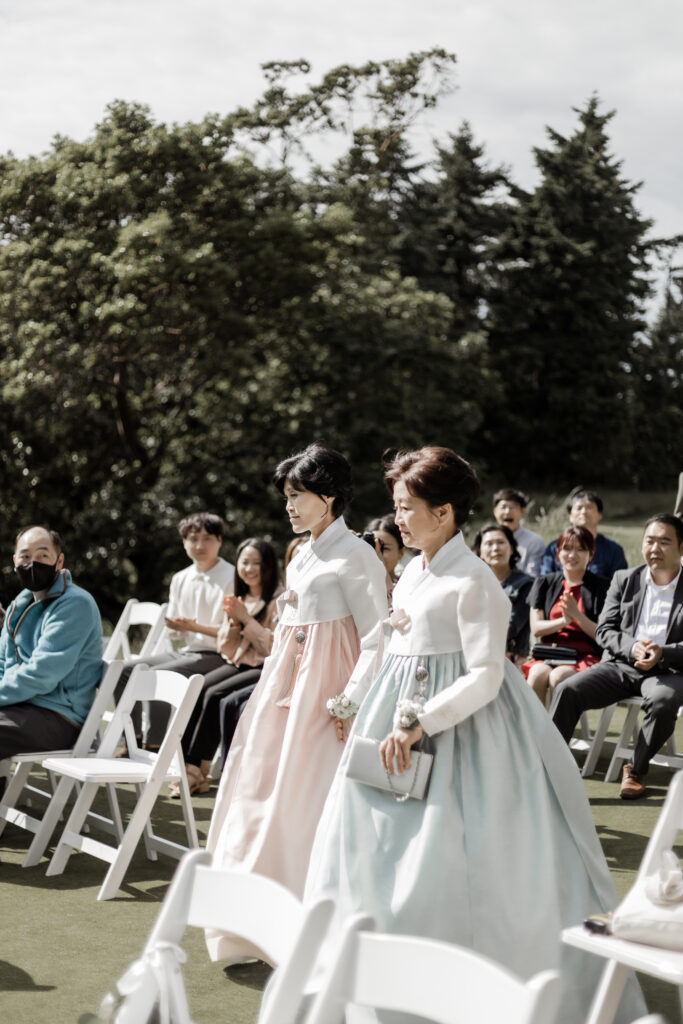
[0,525,103,760]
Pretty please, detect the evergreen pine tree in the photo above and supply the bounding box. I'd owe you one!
[483,96,652,484]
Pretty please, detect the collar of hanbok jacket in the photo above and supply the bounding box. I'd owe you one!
[421,530,466,574]
[288,516,348,580]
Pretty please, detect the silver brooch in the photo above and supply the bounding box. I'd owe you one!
[415,664,429,685]
[295,629,306,645]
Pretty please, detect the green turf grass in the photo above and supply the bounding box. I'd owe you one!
[1,715,682,1024]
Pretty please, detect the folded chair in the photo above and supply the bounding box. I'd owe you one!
[0,660,125,867]
[563,770,683,1024]
[43,666,203,900]
[101,848,334,1024]
[303,915,562,1024]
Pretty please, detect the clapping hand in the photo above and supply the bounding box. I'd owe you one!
[223,594,249,624]
[559,591,580,625]
[164,616,198,633]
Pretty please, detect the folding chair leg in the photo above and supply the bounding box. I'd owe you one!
[582,960,630,1024]
[0,762,33,837]
[105,784,125,842]
[177,772,199,850]
[47,781,101,877]
[605,704,641,782]
[137,784,159,862]
[22,776,79,867]
[97,783,166,900]
[581,706,617,778]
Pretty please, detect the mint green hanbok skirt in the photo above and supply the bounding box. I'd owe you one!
[305,652,645,1024]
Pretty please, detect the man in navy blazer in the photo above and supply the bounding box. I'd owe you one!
[551,514,683,799]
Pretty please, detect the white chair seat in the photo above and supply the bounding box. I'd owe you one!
[44,666,203,900]
[563,925,683,985]
[42,755,183,785]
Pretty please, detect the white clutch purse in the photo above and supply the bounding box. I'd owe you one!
[346,735,433,802]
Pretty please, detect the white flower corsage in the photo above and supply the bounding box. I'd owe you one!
[327,694,359,720]
[393,698,424,731]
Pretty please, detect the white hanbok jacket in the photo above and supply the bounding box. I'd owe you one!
[278,515,388,693]
[345,531,511,735]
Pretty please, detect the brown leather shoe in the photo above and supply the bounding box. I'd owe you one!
[620,763,646,800]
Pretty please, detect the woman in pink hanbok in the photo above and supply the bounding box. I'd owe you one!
[205,443,387,962]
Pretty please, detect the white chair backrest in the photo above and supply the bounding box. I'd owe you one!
[636,770,683,881]
[72,659,125,756]
[103,600,169,661]
[97,666,200,771]
[112,848,334,1024]
[305,917,561,1024]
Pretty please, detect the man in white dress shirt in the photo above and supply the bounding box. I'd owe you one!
[551,514,683,799]
[492,488,546,576]
[115,512,234,748]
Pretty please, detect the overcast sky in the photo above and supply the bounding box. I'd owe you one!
[1,1,681,256]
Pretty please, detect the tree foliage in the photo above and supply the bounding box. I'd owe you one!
[0,60,672,617]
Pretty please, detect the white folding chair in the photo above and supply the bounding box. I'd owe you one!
[604,698,683,783]
[0,660,125,867]
[100,848,334,1024]
[304,915,562,1024]
[103,599,172,661]
[579,706,619,778]
[563,770,683,1024]
[43,667,203,900]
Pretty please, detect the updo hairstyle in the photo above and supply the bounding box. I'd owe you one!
[472,523,520,569]
[384,446,480,528]
[273,443,352,517]
[556,525,595,558]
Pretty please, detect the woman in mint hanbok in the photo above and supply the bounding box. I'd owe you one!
[306,446,644,1024]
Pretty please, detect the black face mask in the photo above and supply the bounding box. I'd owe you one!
[15,560,59,592]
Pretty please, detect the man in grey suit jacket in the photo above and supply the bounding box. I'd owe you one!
[551,514,683,799]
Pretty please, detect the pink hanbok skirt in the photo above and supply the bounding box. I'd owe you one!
[205,615,360,962]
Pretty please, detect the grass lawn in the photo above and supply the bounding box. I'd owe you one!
[2,711,683,1024]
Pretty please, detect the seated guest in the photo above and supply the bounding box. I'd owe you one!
[0,526,102,760]
[540,490,627,580]
[365,514,406,595]
[115,511,234,750]
[552,514,683,799]
[492,488,546,575]
[473,523,533,665]
[172,537,282,795]
[525,526,609,705]
[284,534,308,571]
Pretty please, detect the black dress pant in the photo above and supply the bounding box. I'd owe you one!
[0,703,80,760]
[114,650,231,747]
[550,661,683,775]
[181,664,263,767]
[218,681,260,771]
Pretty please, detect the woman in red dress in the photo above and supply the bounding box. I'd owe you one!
[524,526,609,704]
